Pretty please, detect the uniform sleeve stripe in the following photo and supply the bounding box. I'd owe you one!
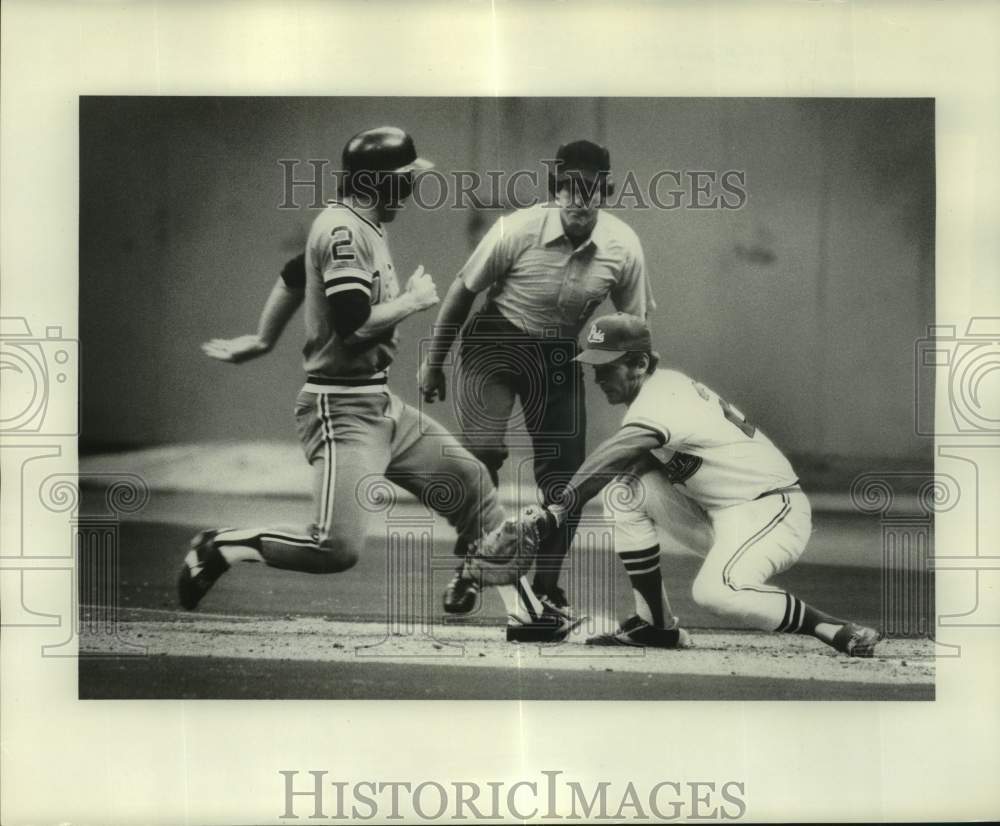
[323,267,372,285]
[326,282,371,298]
[623,420,671,445]
[326,275,372,288]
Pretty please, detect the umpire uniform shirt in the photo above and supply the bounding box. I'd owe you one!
[455,201,652,495]
[461,203,651,339]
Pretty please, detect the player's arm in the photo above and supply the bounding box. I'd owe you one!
[201,254,305,363]
[319,222,438,342]
[418,216,514,402]
[547,424,664,525]
[416,277,478,400]
[339,265,439,344]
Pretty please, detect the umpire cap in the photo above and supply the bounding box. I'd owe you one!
[554,139,611,176]
[549,139,614,198]
[574,312,652,365]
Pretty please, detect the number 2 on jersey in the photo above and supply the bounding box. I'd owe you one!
[719,397,756,438]
[330,226,355,261]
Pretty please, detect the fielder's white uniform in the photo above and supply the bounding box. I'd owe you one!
[605,369,811,632]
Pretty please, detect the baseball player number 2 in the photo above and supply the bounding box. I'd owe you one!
[330,226,356,261]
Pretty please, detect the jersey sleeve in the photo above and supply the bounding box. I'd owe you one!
[622,375,696,448]
[458,214,517,293]
[611,238,655,317]
[319,220,376,301]
[279,253,306,289]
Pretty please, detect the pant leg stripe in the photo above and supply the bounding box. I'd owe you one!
[722,494,791,591]
[317,395,337,535]
[258,532,317,549]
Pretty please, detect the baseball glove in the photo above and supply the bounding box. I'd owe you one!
[463,506,556,587]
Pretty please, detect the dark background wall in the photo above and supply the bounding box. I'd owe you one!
[80,97,933,470]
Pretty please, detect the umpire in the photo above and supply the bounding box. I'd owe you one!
[418,140,654,622]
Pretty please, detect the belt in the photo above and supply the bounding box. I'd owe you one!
[754,482,802,500]
[464,303,578,342]
[303,372,388,394]
[463,307,532,338]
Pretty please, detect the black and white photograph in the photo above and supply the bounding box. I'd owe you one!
[2,2,998,824]
[75,96,936,701]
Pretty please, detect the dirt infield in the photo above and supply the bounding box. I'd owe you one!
[73,496,935,701]
[79,609,934,700]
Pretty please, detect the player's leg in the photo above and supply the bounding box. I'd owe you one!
[586,469,711,648]
[388,399,565,638]
[691,492,881,656]
[177,393,388,609]
[524,348,587,608]
[452,327,518,487]
[387,394,505,549]
[443,336,518,612]
[229,393,388,570]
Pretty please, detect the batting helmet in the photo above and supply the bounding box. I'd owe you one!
[547,139,615,201]
[341,126,434,201]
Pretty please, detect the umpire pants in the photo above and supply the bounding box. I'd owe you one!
[453,310,587,595]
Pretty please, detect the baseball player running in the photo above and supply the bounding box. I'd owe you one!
[418,140,654,634]
[483,312,882,656]
[180,127,569,640]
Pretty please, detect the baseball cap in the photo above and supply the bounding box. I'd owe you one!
[574,313,652,365]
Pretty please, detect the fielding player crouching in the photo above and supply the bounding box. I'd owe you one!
[481,312,882,656]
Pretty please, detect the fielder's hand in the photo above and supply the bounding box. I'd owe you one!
[201,334,271,363]
[405,265,439,312]
[463,506,557,586]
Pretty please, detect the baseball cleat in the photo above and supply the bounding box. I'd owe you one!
[177,529,230,610]
[831,622,883,658]
[585,615,693,649]
[442,566,480,614]
[506,599,586,643]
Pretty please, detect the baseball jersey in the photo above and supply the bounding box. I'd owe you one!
[301,202,400,388]
[460,204,651,339]
[622,370,798,510]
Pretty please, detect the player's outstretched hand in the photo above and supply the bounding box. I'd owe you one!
[201,334,271,364]
[405,264,439,312]
[418,358,446,403]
